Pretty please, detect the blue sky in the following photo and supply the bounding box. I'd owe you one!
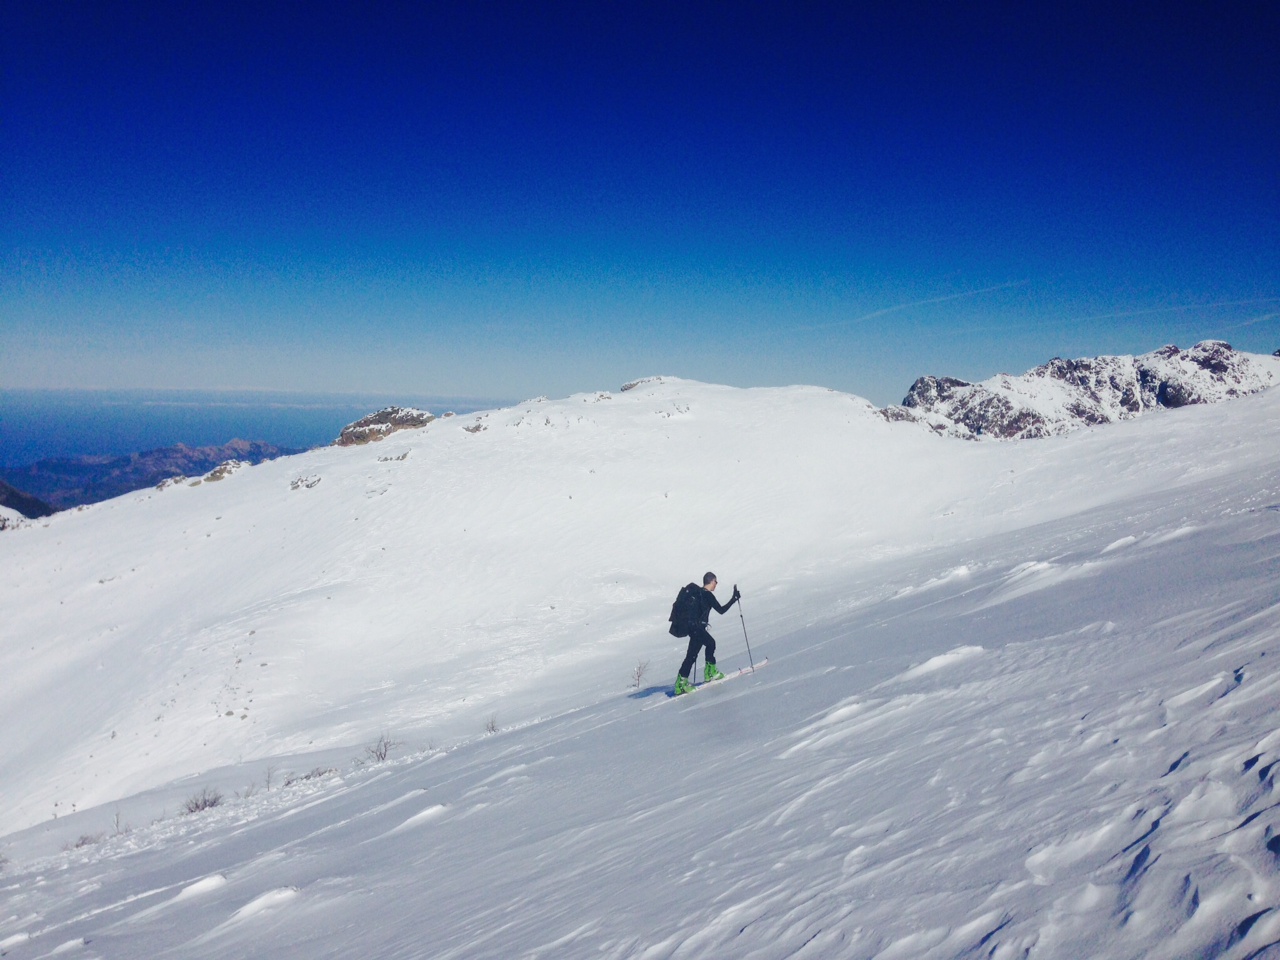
[3,2,1277,405]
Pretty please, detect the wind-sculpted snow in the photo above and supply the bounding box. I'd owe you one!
[3,377,1280,958]
[886,340,1280,439]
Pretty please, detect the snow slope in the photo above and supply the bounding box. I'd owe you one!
[3,377,1280,958]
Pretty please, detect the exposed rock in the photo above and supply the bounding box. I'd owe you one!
[0,440,298,510]
[900,376,972,410]
[881,341,1280,440]
[333,407,435,446]
[877,405,919,424]
[621,377,669,392]
[203,460,247,482]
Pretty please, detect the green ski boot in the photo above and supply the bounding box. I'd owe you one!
[674,675,694,696]
[704,662,725,682]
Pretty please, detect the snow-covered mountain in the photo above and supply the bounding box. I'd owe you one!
[882,340,1280,439]
[3,374,1280,959]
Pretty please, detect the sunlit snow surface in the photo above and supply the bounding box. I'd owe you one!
[3,377,1280,958]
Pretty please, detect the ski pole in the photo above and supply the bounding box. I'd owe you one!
[736,586,755,671]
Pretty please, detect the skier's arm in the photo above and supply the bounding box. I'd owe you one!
[710,586,741,615]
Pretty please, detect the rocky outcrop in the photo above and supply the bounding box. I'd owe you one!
[201,460,248,482]
[621,377,669,392]
[883,341,1280,440]
[333,407,435,446]
[0,440,299,509]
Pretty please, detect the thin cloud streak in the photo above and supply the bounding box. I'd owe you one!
[1069,298,1280,324]
[1215,312,1280,332]
[931,300,1280,338]
[793,281,1030,332]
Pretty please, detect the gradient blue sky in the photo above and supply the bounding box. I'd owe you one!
[3,2,1277,405]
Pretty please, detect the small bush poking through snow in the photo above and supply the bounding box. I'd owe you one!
[486,715,499,735]
[184,788,223,814]
[365,734,399,764]
[632,659,650,689]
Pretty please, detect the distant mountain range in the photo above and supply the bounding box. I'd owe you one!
[0,410,452,517]
[0,439,302,513]
[0,477,56,521]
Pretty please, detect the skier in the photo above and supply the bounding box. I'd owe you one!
[673,572,741,695]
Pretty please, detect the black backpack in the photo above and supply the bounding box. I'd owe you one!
[668,583,702,638]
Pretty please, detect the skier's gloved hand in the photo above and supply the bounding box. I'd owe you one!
[732,585,741,601]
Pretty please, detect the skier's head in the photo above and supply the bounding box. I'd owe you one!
[703,571,717,588]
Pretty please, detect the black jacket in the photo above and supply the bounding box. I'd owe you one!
[690,583,738,626]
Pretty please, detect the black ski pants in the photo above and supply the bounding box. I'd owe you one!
[678,624,717,679]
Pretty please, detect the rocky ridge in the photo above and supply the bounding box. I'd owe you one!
[881,340,1280,440]
[332,407,436,445]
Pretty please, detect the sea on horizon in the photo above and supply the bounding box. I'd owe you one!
[0,388,514,469]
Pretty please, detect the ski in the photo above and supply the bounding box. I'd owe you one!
[667,657,768,698]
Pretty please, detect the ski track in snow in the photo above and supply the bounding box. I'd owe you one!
[2,378,1280,958]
